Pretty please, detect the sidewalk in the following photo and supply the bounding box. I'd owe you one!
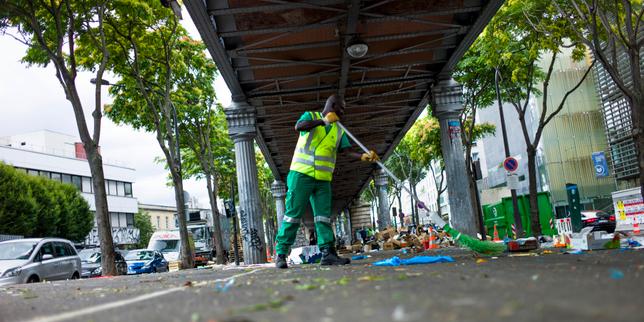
[1,247,642,322]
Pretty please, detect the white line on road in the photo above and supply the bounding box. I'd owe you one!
[22,269,263,322]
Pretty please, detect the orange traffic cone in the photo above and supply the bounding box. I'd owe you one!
[266,248,273,262]
[634,223,641,235]
[493,224,501,242]
[428,226,440,249]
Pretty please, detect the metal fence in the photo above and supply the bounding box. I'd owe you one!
[0,234,23,242]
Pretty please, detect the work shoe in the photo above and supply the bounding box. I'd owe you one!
[275,254,288,269]
[320,247,351,266]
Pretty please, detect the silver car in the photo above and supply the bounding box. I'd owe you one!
[0,238,81,286]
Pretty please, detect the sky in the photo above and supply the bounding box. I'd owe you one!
[0,8,231,208]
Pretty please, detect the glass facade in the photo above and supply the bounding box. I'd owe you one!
[15,167,133,197]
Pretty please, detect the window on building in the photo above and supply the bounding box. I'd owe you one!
[117,181,125,196]
[27,169,39,176]
[108,180,117,195]
[71,175,82,190]
[62,174,71,184]
[126,213,134,228]
[156,216,161,229]
[82,177,92,193]
[51,172,61,182]
[124,183,133,197]
[39,171,50,178]
[118,213,127,228]
[165,217,169,229]
[110,213,119,228]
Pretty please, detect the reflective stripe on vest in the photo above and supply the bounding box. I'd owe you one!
[314,216,331,224]
[283,216,300,224]
[290,112,343,181]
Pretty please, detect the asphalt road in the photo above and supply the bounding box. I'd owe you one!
[1,248,642,322]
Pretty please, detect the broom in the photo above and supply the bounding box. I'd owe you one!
[337,122,506,255]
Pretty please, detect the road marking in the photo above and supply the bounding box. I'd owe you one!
[22,269,263,322]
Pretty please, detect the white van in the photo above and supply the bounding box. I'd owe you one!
[147,231,182,261]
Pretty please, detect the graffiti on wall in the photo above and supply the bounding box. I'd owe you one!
[238,209,263,250]
[84,227,140,246]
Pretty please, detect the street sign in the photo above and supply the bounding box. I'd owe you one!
[591,151,609,177]
[503,157,519,173]
[507,173,519,190]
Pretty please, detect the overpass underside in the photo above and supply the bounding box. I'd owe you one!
[184,0,503,263]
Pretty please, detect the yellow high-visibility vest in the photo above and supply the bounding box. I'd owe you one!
[290,112,343,181]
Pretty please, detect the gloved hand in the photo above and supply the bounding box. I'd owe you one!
[360,150,380,162]
[323,112,340,125]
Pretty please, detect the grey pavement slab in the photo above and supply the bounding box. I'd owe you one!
[1,248,642,322]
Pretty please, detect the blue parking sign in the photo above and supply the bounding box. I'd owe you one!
[592,152,609,177]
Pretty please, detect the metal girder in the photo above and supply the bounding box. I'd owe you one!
[208,0,346,16]
[235,58,340,70]
[439,0,505,78]
[230,26,464,55]
[219,17,343,37]
[250,74,430,98]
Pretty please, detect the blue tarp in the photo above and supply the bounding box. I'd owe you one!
[373,256,455,266]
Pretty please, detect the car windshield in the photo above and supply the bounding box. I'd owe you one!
[86,252,101,263]
[149,240,179,253]
[0,241,37,260]
[78,249,99,261]
[125,251,154,261]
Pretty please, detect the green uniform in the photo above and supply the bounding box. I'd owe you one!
[275,112,350,255]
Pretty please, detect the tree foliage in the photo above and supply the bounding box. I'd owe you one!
[0,162,93,242]
[133,211,155,249]
[1,0,117,274]
[464,0,596,236]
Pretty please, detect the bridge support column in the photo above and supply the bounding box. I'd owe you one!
[374,169,391,230]
[271,180,287,229]
[433,78,477,236]
[225,101,267,264]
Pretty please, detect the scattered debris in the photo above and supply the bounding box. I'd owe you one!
[373,256,454,267]
[184,281,194,287]
[476,259,487,264]
[609,269,624,280]
[507,237,539,252]
[215,278,235,293]
[235,295,294,313]
[563,250,584,255]
[351,255,368,260]
[358,275,385,282]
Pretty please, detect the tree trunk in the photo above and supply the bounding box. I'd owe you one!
[170,166,194,269]
[65,80,116,276]
[527,147,542,237]
[205,174,225,264]
[265,215,276,257]
[631,96,644,201]
[85,144,116,276]
[408,181,416,225]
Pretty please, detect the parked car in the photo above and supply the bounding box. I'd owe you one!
[0,238,81,286]
[80,248,128,278]
[581,210,616,233]
[125,249,168,275]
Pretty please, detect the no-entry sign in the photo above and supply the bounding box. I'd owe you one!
[503,157,519,173]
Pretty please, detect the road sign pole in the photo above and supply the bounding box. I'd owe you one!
[495,68,523,238]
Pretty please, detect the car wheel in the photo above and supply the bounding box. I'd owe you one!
[71,272,80,280]
[27,275,39,283]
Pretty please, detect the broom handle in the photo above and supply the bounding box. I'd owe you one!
[337,122,447,228]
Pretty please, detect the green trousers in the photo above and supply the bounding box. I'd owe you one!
[275,171,335,255]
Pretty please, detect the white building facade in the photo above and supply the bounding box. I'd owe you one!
[0,130,139,246]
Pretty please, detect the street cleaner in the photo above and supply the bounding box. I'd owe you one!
[275,94,379,269]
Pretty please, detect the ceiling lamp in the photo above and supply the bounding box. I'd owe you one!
[346,36,368,58]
